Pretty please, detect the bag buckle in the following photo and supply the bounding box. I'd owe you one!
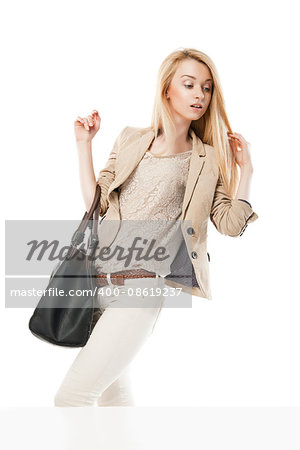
[71,230,84,246]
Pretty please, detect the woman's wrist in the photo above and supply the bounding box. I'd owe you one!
[240,161,253,175]
[76,140,92,151]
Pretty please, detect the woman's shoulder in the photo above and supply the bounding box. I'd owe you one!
[121,125,152,137]
[119,125,153,145]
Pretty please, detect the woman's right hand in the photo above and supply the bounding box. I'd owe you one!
[74,110,101,142]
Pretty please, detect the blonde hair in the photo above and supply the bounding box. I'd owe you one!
[150,47,238,197]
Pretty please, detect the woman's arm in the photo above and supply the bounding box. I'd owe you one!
[235,162,253,206]
[210,132,258,237]
[76,140,97,212]
[210,173,258,237]
[75,111,128,215]
[74,110,100,212]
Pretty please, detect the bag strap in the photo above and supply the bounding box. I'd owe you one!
[71,184,101,247]
[89,198,100,248]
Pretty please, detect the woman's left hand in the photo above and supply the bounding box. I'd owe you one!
[227,132,253,171]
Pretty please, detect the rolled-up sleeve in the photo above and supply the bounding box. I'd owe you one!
[96,126,128,216]
[210,175,259,237]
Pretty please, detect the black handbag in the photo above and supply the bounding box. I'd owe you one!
[28,184,103,347]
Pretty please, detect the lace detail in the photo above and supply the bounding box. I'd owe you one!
[95,151,192,275]
[146,149,192,158]
[119,151,192,220]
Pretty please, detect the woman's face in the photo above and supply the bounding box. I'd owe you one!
[166,58,213,123]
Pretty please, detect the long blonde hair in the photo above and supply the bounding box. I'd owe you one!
[150,47,238,197]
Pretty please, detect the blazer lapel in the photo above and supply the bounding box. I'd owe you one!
[182,128,206,220]
[107,128,155,197]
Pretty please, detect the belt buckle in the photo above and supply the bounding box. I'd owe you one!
[106,273,115,287]
[107,273,125,287]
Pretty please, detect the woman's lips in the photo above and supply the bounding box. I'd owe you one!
[190,105,202,111]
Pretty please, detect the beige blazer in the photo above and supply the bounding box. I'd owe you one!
[96,126,259,300]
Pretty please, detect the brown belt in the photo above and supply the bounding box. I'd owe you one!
[95,268,159,287]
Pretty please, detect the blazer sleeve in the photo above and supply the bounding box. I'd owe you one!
[96,126,128,216]
[210,174,259,237]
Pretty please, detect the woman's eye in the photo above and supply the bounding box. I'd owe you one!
[184,84,211,92]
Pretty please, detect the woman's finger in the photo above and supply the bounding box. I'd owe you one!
[75,112,100,130]
[83,118,89,130]
[87,115,94,126]
[236,134,246,145]
[229,137,237,152]
[233,132,244,139]
[229,134,243,150]
[231,132,247,147]
[92,111,100,122]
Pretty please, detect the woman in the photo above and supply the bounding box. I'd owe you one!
[54,48,258,407]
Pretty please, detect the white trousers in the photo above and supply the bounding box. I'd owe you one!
[54,276,165,407]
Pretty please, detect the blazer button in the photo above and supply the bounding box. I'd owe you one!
[191,251,198,259]
[187,227,195,235]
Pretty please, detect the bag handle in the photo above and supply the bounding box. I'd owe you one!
[71,184,101,247]
[89,196,100,248]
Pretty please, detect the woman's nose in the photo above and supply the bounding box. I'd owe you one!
[194,88,205,99]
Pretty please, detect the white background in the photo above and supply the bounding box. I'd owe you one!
[1,0,299,430]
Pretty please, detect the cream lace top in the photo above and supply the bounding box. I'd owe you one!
[95,149,192,276]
